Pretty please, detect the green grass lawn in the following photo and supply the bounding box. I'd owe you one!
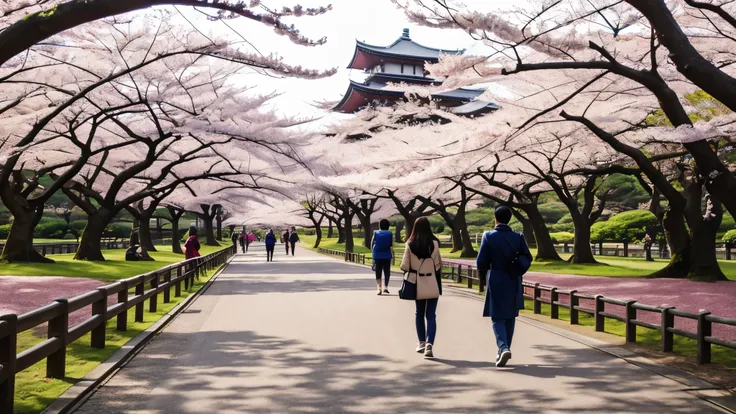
[12,261,225,414]
[522,299,736,369]
[0,244,229,281]
[302,235,736,280]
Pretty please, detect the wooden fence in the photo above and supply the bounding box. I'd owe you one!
[440,260,736,365]
[317,248,366,265]
[0,245,236,413]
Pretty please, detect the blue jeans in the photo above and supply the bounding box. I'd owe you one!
[492,318,516,354]
[374,258,391,286]
[416,298,438,344]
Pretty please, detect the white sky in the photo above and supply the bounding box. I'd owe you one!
[199,0,497,129]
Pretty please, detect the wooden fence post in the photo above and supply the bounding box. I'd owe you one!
[594,295,605,332]
[47,298,69,379]
[623,241,628,257]
[135,277,145,323]
[533,283,542,314]
[91,288,108,349]
[163,269,172,303]
[599,241,604,256]
[550,288,559,319]
[478,268,485,293]
[726,242,732,260]
[457,265,463,284]
[697,311,712,364]
[117,280,128,331]
[661,306,675,352]
[569,290,579,325]
[467,267,473,289]
[0,314,18,413]
[149,272,159,313]
[625,300,637,343]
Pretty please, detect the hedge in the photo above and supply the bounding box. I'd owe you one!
[723,230,736,244]
[550,231,575,244]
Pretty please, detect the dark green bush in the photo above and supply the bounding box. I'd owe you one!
[0,224,11,239]
[34,219,68,238]
[103,222,133,239]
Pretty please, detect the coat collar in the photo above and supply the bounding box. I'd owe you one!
[494,224,512,232]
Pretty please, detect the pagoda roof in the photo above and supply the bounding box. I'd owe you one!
[333,79,497,114]
[348,28,464,69]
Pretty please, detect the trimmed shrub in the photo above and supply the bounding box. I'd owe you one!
[538,202,568,223]
[550,232,575,243]
[34,219,68,238]
[590,210,660,242]
[723,230,736,244]
[70,220,87,232]
[103,222,133,239]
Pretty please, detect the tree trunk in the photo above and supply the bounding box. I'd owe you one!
[344,213,355,253]
[454,211,476,258]
[0,206,52,263]
[203,216,219,246]
[314,224,322,248]
[336,218,345,244]
[394,221,404,243]
[568,210,597,264]
[327,219,334,238]
[74,213,110,261]
[405,217,416,238]
[450,226,462,252]
[216,213,222,241]
[525,205,562,261]
[358,215,372,248]
[170,215,183,255]
[650,209,691,279]
[138,213,157,252]
[688,218,726,281]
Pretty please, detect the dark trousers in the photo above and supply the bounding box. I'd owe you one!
[416,298,438,344]
[285,242,290,255]
[290,241,296,256]
[240,243,245,253]
[492,318,516,354]
[266,245,274,261]
[374,258,391,287]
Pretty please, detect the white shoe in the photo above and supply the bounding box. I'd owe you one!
[424,343,434,359]
[415,342,426,353]
[496,350,511,367]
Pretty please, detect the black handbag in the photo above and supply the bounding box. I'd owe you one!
[398,276,417,300]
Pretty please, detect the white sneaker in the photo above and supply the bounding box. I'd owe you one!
[496,350,511,367]
[415,342,426,353]
[424,343,434,359]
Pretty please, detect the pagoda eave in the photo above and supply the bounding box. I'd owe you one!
[347,47,434,70]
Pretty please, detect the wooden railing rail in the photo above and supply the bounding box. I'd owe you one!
[0,245,236,413]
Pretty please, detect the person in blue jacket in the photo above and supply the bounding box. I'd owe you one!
[476,206,532,368]
[265,229,277,262]
[371,219,394,295]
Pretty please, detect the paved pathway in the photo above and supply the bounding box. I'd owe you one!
[74,246,724,413]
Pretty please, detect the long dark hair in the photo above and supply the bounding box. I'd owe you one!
[189,227,197,237]
[408,217,434,258]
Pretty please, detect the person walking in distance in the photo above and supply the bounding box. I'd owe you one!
[288,227,300,256]
[476,206,532,368]
[400,217,442,359]
[239,232,246,253]
[265,229,277,262]
[371,219,394,295]
[282,229,290,255]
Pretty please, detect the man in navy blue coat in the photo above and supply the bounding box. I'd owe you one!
[476,206,532,367]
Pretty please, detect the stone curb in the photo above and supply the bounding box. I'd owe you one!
[42,255,235,414]
[445,283,736,414]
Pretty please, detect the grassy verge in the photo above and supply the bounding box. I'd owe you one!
[0,244,229,280]
[521,299,736,368]
[302,235,736,280]
[12,262,225,413]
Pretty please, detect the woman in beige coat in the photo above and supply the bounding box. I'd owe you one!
[400,217,442,358]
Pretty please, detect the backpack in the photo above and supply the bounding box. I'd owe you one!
[502,234,531,278]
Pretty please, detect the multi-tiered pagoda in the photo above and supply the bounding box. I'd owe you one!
[333,28,499,117]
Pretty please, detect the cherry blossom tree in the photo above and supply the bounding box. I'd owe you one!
[0,0,331,67]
